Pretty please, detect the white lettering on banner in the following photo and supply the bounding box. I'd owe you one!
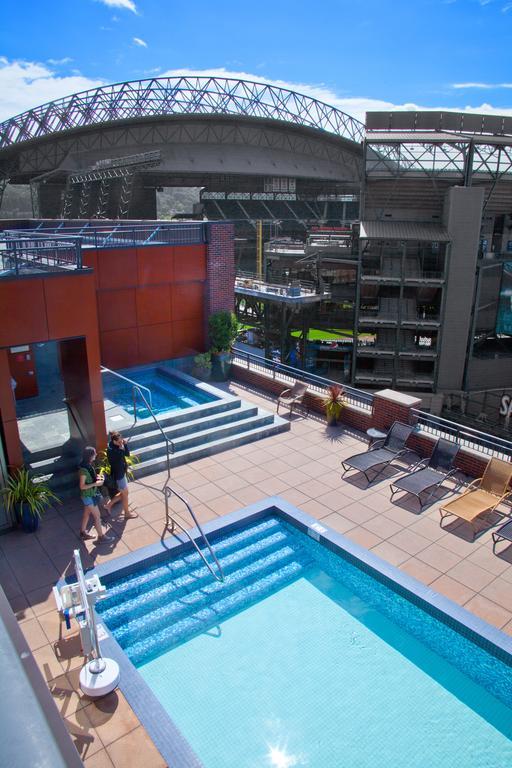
[499,395,512,418]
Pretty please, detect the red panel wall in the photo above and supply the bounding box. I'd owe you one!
[85,244,207,369]
[0,272,106,467]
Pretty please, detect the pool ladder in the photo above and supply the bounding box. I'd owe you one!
[100,366,225,583]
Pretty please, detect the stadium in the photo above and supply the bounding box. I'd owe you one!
[1,75,512,435]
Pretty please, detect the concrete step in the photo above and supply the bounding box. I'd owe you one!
[133,415,289,477]
[128,403,258,450]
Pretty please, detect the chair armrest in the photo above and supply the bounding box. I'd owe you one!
[278,388,292,398]
[368,438,386,452]
[409,457,429,472]
[466,477,483,491]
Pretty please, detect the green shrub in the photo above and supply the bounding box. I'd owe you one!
[208,311,239,353]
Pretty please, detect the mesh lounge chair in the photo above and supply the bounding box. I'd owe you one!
[277,381,308,416]
[492,519,512,554]
[439,457,512,540]
[389,437,460,509]
[341,421,415,485]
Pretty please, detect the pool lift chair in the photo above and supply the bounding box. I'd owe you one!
[53,549,120,697]
[389,437,460,510]
[439,457,512,541]
[341,421,415,486]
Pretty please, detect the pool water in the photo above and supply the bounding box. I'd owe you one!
[98,517,512,768]
[102,367,217,417]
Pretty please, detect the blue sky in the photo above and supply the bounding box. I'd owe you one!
[1,0,511,122]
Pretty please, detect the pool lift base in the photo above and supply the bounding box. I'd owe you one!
[80,657,120,698]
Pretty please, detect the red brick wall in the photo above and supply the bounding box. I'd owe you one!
[205,223,236,335]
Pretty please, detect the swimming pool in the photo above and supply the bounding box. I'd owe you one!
[102,365,218,418]
[95,501,512,768]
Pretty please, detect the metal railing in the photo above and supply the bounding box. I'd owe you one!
[235,270,318,296]
[0,236,82,275]
[232,347,373,411]
[101,367,224,582]
[412,409,512,460]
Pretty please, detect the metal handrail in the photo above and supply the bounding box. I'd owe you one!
[163,486,224,581]
[412,409,512,460]
[232,347,374,411]
[101,367,224,581]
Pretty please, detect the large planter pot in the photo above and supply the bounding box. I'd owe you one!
[19,503,39,533]
[211,352,232,381]
[192,366,211,381]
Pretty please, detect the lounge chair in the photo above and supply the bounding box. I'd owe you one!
[439,457,512,540]
[276,381,308,416]
[341,421,415,485]
[389,437,459,509]
[492,519,512,554]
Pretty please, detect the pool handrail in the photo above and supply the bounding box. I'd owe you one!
[101,366,224,582]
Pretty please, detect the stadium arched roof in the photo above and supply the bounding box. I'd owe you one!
[0,76,365,151]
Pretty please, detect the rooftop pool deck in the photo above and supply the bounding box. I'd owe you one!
[2,379,512,766]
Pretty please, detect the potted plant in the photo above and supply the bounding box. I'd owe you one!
[192,352,212,380]
[323,384,345,427]
[2,468,60,533]
[208,310,240,380]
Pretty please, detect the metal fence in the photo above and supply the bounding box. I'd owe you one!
[17,223,206,249]
[412,409,512,461]
[0,236,82,275]
[232,348,373,411]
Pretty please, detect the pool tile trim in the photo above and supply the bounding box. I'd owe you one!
[67,496,512,768]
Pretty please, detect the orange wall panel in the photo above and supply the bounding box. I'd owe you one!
[137,323,173,364]
[137,246,174,286]
[44,273,97,339]
[0,279,48,346]
[100,328,139,370]
[136,285,172,327]
[174,245,206,282]
[171,283,204,322]
[97,248,138,290]
[97,289,137,332]
[172,318,204,357]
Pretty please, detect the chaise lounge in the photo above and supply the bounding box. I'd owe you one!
[389,437,460,510]
[341,421,415,486]
[439,457,512,540]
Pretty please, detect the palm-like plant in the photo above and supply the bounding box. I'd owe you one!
[2,467,60,521]
[96,449,140,482]
[323,385,345,425]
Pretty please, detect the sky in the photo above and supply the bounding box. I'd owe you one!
[1,0,511,124]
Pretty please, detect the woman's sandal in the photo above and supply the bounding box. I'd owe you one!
[80,530,94,540]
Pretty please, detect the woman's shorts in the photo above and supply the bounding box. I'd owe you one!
[83,494,102,507]
[116,476,128,491]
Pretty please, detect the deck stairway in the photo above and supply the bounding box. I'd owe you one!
[26,395,289,500]
[96,516,314,665]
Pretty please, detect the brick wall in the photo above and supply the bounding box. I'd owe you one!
[205,222,236,331]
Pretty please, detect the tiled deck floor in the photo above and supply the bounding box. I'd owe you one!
[2,380,512,766]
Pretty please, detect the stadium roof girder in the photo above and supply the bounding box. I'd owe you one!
[0,76,365,152]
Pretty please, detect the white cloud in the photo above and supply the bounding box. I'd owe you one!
[133,37,148,48]
[47,57,73,66]
[453,82,512,89]
[95,0,137,13]
[160,67,512,123]
[0,59,104,121]
[503,2,512,10]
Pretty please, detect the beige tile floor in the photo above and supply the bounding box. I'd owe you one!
[2,379,512,766]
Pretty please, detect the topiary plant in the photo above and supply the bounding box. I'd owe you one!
[208,311,240,354]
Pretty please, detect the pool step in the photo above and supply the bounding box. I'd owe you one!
[97,518,313,664]
[104,521,312,665]
[101,517,283,607]
[100,529,294,630]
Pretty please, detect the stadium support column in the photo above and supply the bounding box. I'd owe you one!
[37,181,67,218]
[205,222,236,337]
[127,178,157,219]
[436,186,484,391]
